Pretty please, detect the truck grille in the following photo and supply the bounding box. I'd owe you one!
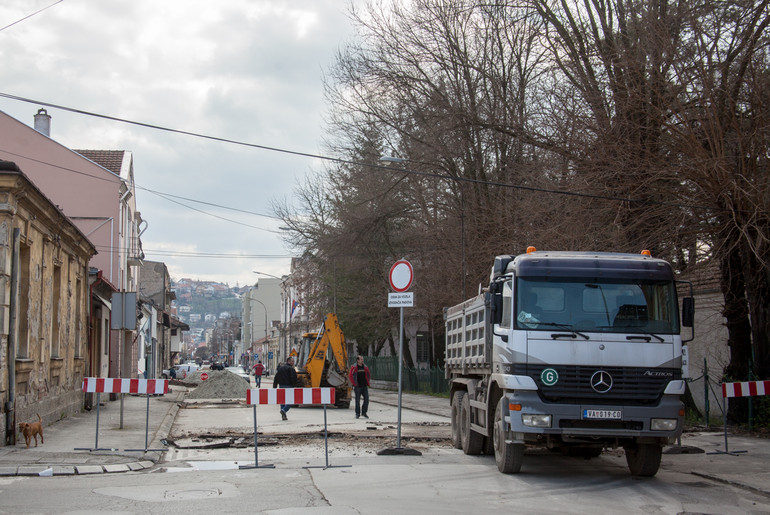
[512,365,680,406]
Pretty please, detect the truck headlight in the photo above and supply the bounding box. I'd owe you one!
[651,418,678,431]
[522,414,552,428]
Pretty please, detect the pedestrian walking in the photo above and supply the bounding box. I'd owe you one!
[349,355,370,419]
[273,356,298,420]
[253,360,265,387]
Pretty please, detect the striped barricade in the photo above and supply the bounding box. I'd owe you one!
[241,387,347,470]
[722,380,770,399]
[712,380,769,456]
[77,377,169,453]
[246,387,335,406]
[82,377,168,395]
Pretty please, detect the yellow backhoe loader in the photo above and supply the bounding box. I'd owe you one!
[295,313,352,408]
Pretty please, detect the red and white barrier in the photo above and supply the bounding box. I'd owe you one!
[82,377,168,395]
[242,387,344,470]
[77,378,170,452]
[246,387,335,406]
[722,380,770,398]
[711,379,769,456]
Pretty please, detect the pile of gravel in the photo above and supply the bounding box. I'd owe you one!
[185,370,252,400]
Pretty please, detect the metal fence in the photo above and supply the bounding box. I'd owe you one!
[366,356,449,394]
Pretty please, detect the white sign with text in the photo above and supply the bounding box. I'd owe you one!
[388,292,414,308]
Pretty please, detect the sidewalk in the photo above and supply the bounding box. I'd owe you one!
[0,388,183,476]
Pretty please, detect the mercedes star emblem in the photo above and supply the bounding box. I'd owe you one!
[590,370,613,393]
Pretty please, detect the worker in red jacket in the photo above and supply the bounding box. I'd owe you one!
[253,360,265,387]
[348,355,371,419]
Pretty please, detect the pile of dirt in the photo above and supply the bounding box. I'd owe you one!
[185,370,252,400]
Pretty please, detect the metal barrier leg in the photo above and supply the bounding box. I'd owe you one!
[75,392,114,451]
[240,404,274,469]
[304,406,350,470]
[125,393,167,452]
[707,395,747,456]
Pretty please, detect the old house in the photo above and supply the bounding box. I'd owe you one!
[138,260,176,377]
[0,162,96,445]
[0,109,144,380]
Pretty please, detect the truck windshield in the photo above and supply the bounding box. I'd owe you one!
[515,277,679,335]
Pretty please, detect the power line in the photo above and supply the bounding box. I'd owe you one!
[0,91,727,213]
[0,1,63,33]
[92,244,291,259]
[0,147,282,230]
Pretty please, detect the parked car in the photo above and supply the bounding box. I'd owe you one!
[161,363,200,379]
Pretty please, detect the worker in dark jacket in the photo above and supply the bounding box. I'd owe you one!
[273,356,297,420]
[348,355,371,419]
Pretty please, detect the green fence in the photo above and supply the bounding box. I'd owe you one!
[366,356,449,395]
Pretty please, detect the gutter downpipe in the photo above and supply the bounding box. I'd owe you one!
[6,228,20,445]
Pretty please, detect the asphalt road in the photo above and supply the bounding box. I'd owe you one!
[1,369,769,514]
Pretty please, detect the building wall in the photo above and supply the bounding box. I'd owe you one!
[0,169,95,445]
[0,111,142,383]
[684,291,730,421]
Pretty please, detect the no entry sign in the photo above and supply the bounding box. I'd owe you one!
[389,260,414,292]
[200,372,209,381]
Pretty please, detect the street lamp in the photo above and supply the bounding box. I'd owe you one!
[380,155,467,299]
[252,271,283,280]
[244,288,269,366]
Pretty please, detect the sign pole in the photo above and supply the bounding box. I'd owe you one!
[378,260,421,456]
[397,305,404,448]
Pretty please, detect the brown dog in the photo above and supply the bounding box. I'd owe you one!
[18,414,44,448]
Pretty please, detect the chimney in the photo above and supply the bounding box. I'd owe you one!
[34,108,51,137]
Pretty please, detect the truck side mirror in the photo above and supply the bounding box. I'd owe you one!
[488,282,503,325]
[681,297,694,327]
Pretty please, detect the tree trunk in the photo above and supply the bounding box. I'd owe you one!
[720,242,753,380]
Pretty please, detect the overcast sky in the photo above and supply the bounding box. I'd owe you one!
[0,0,359,288]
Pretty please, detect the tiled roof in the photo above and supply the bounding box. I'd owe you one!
[75,150,125,175]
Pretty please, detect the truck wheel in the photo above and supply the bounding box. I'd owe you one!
[625,443,662,477]
[494,400,524,473]
[461,393,484,455]
[451,391,465,449]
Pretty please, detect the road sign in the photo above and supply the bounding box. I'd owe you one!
[389,260,414,292]
[200,372,209,381]
[268,351,274,359]
[388,292,414,307]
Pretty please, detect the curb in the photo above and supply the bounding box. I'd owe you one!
[0,460,156,477]
[0,389,186,477]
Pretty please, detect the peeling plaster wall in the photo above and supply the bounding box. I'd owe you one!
[0,173,95,445]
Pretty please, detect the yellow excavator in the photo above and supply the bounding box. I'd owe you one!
[295,313,352,408]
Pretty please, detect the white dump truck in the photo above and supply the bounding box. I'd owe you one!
[445,248,694,476]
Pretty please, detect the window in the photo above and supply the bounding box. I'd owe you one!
[74,277,82,358]
[416,332,430,363]
[500,280,513,328]
[51,264,61,358]
[17,244,30,358]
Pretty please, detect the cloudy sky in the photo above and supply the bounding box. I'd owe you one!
[0,0,359,287]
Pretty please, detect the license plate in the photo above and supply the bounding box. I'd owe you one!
[583,409,622,420]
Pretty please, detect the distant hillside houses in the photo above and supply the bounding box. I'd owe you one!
[172,278,238,299]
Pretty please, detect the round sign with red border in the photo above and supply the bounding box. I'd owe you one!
[389,260,414,292]
[200,372,209,381]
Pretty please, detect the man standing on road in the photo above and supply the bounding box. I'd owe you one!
[253,360,265,387]
[273,356,297,420]
[349,355,370,419]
